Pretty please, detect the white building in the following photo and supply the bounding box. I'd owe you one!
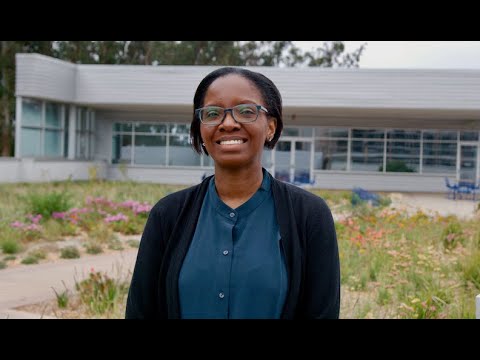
[4,53,480,192]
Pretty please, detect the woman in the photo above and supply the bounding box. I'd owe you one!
[125,67,340,319]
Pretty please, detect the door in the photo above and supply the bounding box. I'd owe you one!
[274,140,312,183]
[458,144,478,182]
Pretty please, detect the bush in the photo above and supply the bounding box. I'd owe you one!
[75,270,129,316]
[60,246,80,259]
[85,243,103,255]
[1,238,22,254]
[21,255,39,265]
[27,191,72,220]
[379,160,414,173]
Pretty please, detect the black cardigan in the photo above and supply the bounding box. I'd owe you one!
[125,172,340,319]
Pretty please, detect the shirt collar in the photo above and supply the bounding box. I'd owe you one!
[208,168,271,219]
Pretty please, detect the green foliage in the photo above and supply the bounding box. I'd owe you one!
[1,238,22,254]
[441,222,465,250]
[398,295,446,319]
[60,246,80,259]
[108,238,124,251]
[21,255,39,265]
[0,261,6,270]
[378,195,392,207]
[88,224,114,244]
[85,243,103,255]
[379,160,414,173]
[460,251,480,290]
[3,255,16,261]
[28,249,46,260]
[52,282,70,308]
[75,270,129,316]
[26,191,72,220]
[376,288,392,306]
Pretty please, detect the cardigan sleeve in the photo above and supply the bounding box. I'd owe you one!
[302,197,340,319]
[125,203,165,319]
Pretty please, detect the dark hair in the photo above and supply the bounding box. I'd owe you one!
[190,67,283,155]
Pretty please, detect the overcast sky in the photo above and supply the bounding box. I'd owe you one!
[294,41,480,69]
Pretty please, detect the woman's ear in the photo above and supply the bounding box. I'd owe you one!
[267,117,277,140]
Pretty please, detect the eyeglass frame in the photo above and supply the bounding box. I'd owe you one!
[195,104,269,126]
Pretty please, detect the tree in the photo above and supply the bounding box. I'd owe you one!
[304,41,366,68]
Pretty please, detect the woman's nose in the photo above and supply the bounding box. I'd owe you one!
[219,110,240,130]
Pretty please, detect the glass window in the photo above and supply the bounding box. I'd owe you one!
[76,132,88,159]
[135,123,167,134]
[385,141,420,172]
[423,142,457,174]
[45,103,61,128]
[460,131,479,141]
[423,130,457,141]
[134,135,166,165]
[282,127,313,137]
[44,130,62,157]
[114,123,133,132]
[22,99,42,126]
[352,129,384,139]
[21,99,68,158]
[315,128,348,138]
[75,107,94,159]
[21,128,41,156]
[112,134,132,164]
[351,140,384,172]
[314,140,348,171]
[170,124,190,135]
[169,134,200,166]
[387,129,420,140]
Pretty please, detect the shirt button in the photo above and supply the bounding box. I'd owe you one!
[219,292,225,299]
[229,212,235,218]
[223,250,229,255]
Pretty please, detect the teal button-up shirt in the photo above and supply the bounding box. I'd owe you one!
[178,169,287,319]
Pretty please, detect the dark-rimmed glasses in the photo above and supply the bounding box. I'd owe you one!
[195,104,268,126]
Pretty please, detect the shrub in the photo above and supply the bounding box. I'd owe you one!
[441,222,465,250]
[60,246,80,259]
[85,243,103,255]
[75,270,129,316]
[27,191,72,220]
[21,255,39,265]
[1,238,22,254]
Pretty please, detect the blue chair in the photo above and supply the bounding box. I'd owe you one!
[444,177,458,200]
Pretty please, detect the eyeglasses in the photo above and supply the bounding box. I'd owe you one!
[195,104,268,126]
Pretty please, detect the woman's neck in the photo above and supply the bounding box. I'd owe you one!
[213,165,264,209]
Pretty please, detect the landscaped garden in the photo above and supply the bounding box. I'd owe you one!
[1,180,479,318]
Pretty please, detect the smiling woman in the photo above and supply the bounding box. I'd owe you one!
[125,67,340,319]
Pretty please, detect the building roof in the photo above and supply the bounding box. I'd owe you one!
[15,53,480,117]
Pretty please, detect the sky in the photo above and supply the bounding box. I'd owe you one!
[294,41,480,69]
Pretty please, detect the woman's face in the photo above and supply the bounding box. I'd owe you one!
[200,74,276,170]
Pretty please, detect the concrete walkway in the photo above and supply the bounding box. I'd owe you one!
[0,249,138,319]
[389,192,478,220]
